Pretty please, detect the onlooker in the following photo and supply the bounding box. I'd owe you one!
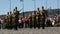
[1,19,4,29]
[18,18,23,28]
[24,17,29,28]
[46,17,52,27]
[0,19,1,29]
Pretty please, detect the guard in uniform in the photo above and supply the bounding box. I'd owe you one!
[41,6,47,29]
[8,11,12,29]
[29,13,33,28]
[36,8,41,29]
[6,12,9,29]
[9,11,13,29]
[13,7,19,30]
[33,11,37,28]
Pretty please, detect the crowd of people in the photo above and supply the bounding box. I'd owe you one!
[0,6,60,30]
[0,15,60,30]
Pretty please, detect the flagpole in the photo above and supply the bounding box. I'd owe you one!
[22,0,24,12]
[34,0,36,11]
[57,0,59,9]
[46,0,47,9]
[57,0,59,15]
[23,0,24,17]
[9,0,11,12]
[20,0,24,17]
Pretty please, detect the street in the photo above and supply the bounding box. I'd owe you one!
[0,27,60,34]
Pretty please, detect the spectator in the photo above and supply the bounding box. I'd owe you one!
[1,19,4,29]
[18,18,23,28]
[46,17,52,27]
[0,19,1,29]
[24,17,29,28]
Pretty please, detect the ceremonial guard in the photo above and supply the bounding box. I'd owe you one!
[6,12,9,29]
[9,11,13,29]
[36,8,41,29]
[29,13,33,28]
[32,11,37,28]
[12,7,19,30]
[40,6,47,29]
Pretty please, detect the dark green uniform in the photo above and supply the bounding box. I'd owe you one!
[41,6,47,29]
[37,12,41,29]
[13,7,19,30]
[9,12,13,29]
[33,11,37,28]
[29,13,33,28]
[6,12,10,29]
[36,8,41,29]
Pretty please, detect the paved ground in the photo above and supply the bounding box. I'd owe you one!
[0,27,60,34]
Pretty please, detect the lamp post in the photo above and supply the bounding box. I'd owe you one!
[34,0,36,10]
[20,0,24,17]
[9,0,11,11]
[33,0,36,11]
[22,0,24,17]
[57,0,59,15]
[46,0,47,9]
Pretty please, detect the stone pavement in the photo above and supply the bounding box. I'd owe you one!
[0,27,60,34]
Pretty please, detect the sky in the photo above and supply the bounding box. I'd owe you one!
[0,0,60,15]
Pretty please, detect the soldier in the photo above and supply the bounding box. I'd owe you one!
[6,12,10,29]
[32,11,37,28]
[36,8,41,29]
[7,12,10,29]
[40,6,47,29]
[29,13,33,28]
[13,7,19,30]
[9,11,13,29]
[32,12,34,27]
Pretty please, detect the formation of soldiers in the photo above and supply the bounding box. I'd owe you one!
[28,6,48,29]
[6,7,19,30]
[1,6,48,30]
